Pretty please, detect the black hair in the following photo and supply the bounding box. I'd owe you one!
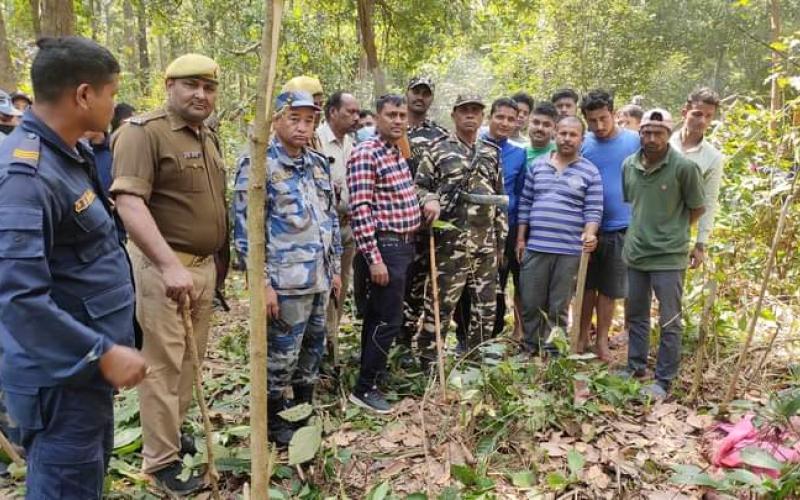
[580,89,614,115]
[550,88,579,104]
[687,87,720,108]
[31,36,120,104]
[511,92,534,112]
[490,97,518,116]
[111,102,136,132]
[619,104,643,120]
[375,94,406,113]
[531,101,558,121]
[359,109,374,119]
[324,91,351,119]
[556,115,585,134]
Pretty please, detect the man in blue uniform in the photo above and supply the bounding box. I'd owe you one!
[0,36,147,499]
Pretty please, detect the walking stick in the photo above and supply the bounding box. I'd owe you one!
[0,428,23,467]
[180,306,221,500]
[428,231,448,403]
[570,251,591,353]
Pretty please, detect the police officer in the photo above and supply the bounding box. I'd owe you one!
[415,94,507,367]
[111,54,227,495]
[0,36,147,499]
[236,90,341,446]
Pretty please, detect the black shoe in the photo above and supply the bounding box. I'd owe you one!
[151,461,204,496]
[179,433,197,457]
[292,384,314,405]
[349,388,391,414]
[268,397,295,448]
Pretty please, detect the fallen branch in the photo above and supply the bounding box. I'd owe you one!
[0,428,23,467]
[428,231,448,404]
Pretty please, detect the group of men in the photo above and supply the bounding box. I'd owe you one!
[0,34,725,499]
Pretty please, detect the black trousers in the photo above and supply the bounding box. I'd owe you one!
[354,239,414,393]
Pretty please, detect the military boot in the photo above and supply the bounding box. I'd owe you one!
[267,397,294,448]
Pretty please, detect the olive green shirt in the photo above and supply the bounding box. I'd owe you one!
[110,107,227,256]
[622,147,705,271]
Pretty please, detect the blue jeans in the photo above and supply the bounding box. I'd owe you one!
[4,384,113,499]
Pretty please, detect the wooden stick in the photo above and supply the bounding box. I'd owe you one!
[180,307,221,500]
[570,251,591,353]
[0,428,23,467]
[744,322,782,394]
[428,231,448,403]
[689,279,717,402]
[721,187,796,409]
[248,2,284,499]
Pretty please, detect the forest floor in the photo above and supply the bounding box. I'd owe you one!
[1,270,797,499]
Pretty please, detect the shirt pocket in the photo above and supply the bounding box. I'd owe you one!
[273,254,319,290]
[0,207,44,259]
[158,155,205,193]
[3,385,43,431]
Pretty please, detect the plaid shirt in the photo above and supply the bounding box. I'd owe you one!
[347,135,421,265]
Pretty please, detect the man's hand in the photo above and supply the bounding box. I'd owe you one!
[332,274,342,300]
[689,245,705,269]
[422,200,441,225]
[516,239,526,264]
[162,263,194,306]
[370,262,389,287]
[99,345,148,389]
[266,285,280,319]
[581,232,598,253]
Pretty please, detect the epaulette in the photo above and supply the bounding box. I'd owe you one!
[429,134,449,147]
[479,137,501,152]
[128,109,168,126]
[7,132,41,175]
[306,147,328,164]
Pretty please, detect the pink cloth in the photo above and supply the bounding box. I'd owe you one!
[710,414,800,478]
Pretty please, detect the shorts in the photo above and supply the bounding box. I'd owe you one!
[585,229,628,299]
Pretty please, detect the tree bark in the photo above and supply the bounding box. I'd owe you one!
[0,8,17,91]
[41,0,75,37]
[356,0,385,96]
[135,0,150,94]
[768,0,782,132]
[87,0,98,40]
[248,1,284,498]
[122,0,136,73]
[28,0,41,39]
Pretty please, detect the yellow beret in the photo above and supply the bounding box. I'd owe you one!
[281,75,323,95]
[165,54,220,83]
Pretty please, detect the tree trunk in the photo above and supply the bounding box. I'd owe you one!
[122,0,136,73]
[135,0,150,94]
[87,0,97,40]
[768,0,782,132]
[29,0,41,39]
[41,0,75,37]
[248,1,284,498]
[0,8,16,91]
[356,0,385,96]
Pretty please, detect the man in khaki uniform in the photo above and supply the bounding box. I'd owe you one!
[111,54,227,495]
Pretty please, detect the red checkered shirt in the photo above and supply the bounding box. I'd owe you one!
[347,136,421,265]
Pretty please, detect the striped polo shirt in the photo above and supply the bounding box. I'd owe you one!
[518,153,604,255]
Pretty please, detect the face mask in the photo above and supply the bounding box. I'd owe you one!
[356,126,375,143]
[0,124,14,135]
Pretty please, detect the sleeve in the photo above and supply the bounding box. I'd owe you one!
[622,159,632,203]
[696,154,724,243]
[326,158,343,274]
[347,145,382,265]
[681,159,706,210]
[584,167,604,224]
[517,161,535,226]
[109,123,156,200]
[0,173,113,384]
[232,155,250,260]
[493,154,508,246]
[414,147,439,206]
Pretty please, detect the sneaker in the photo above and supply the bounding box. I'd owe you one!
[613,368,646,380]
[349,388,391,414]
[151,461,204,496]
[640,383,668,401]
[179,433,197,457]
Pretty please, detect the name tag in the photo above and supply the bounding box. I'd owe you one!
[74,189,96,213]
[182,151,202,160]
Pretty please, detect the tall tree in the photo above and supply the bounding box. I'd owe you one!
[356,0,385,96]
[0,8,16,91]
[769,0,782,131]
[29,0,41,39]
[41,0,75,37]
[135,0,150,94]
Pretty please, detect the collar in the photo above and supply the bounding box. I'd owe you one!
[635,146,673,174]
[318,122,351,147]
[20,110,88,164]
[408,117,432,131]
[269,136,314,170]
[672,128,705,154]
[545,152,583,169]
[481,131,507,148]
[165,106,206,135]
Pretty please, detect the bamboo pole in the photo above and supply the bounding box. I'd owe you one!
[570,251,590,353]
[721,188,796,410]
[428,231,448,403]
[180,307,221,500]
[248,1,284,498]
[689,280,717,402]
[0,429,23,467]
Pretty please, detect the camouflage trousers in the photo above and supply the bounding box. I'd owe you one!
[419,240,497,361]
[268,291,328,399]
[400,232,430,346]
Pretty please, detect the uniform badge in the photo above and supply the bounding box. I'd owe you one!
[12,148,39,161]
[182,151,202,160]
[74,189,97,213]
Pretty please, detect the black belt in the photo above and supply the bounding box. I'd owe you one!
[376,231,415,243]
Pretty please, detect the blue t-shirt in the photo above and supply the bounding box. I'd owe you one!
[581,129,640,232]
[481,133,527,226]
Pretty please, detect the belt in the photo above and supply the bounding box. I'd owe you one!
[376,231,415,243]
[174,250,213,267]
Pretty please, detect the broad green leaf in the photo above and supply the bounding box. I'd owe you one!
[740,447,783,471]
[432,220,459,231]
[669,464,724,487]
[113,426,142,455]
[279,403,313,422]
[567,448,585,478]
[407,494,428,500]
[545,472,568,491]
[268,487,289,500]
[288,424,322,465]
[451,463,478,486]
[725,468,763,485]
[366,480,390,500]
[509,470,535,488]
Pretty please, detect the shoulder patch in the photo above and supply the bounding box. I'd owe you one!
[128,109,168,126]
[8,133,41,174]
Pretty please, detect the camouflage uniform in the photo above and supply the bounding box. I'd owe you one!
[234,138,341,398]
[415,133,507,361]
[400,119,449,346]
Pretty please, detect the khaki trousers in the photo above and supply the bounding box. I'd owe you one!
[129,243,216,474]
[325,225,355,342]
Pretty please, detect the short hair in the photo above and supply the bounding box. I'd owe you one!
[531,101,558,121]
[511,92,534,112]
[687,87,720,109]
[619,104,643,120]
[556,115,585,134]
[324,91,350,119]
[359,109,374,119]
[375,94,406,113]
[490,97,518,116]
[31,36,120,104]
[551,88,579,104]
[111,102,136,132]
[580,89,614,115]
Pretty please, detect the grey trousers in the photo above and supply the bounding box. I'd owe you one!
[519,251,580,354]
[625,268,685,388]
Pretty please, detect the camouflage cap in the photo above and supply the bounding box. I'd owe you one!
[0,90,22,117]
[165,54,220,83]
[9,91,32,106]
[453,94,485,109]
[275,91,321,112]
[282,76,324,96]
[407,76,435,92]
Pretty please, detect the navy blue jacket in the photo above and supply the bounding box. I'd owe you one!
[0,111,136,388]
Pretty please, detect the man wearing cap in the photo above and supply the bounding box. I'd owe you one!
[621,108,705,399]
[415,94,506,368]
[0,90,23,143]
[10,90,32,113]
[111,53,227,494]
[236,90,341,445]
[399,76,448,358]
[282,75,325,150]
